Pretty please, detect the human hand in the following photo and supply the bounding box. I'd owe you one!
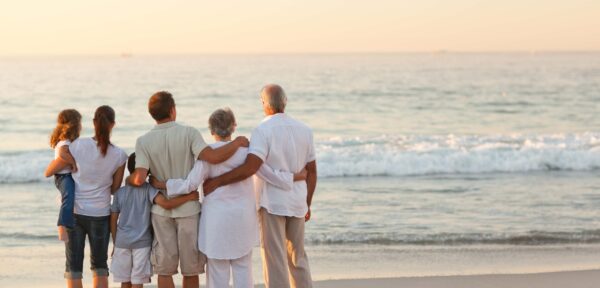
[203,178,219,196]
[187,191,200,201]
[294,168,308,181]
[70,163,78,173]
[234,136,249,147]
[305,207,311,222]
[149,176,165,189]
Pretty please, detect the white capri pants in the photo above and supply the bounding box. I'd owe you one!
[206,251,253,288]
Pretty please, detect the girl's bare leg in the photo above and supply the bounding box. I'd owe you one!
[67,279,83,288]
[93,275,109,288]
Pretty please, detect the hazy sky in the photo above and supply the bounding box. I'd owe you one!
[1,0,599,55]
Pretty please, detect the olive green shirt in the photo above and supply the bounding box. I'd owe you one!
[135,121,206,217]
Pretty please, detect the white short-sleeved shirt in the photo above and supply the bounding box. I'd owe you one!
[249,113,316,218]
[54,140,72,174]
[69,137,128,217]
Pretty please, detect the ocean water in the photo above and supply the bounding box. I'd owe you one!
[1,52,600,251]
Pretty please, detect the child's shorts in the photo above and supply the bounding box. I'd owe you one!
[110,247,152,284]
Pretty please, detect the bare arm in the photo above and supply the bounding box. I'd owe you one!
[199,136,248,164]
[203,154,263,195]
[305,160,317,221]
[128,168,148,187]
[111,164,126,194]
[58,146,77,172]
[110,212,118,244]
[153,191,199,210]
[294,169,308,181]
[305,160,317,207]
[44,158,70,177]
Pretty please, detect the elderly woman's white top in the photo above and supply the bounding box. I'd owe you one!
[166,141,294,259]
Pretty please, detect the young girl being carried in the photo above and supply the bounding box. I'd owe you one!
[44,109,82,242]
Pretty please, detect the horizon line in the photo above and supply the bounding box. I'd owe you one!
[1,50,600,57]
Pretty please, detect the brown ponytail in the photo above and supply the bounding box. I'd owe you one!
[93,105,115,156]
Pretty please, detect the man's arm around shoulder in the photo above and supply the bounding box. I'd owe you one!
[203,153,263,195]
[199,136,249,164]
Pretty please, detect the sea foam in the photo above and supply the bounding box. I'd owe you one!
[2,133,600,183]
[317,132,600,177]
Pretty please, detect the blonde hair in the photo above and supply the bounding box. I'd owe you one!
[50,109,82,148]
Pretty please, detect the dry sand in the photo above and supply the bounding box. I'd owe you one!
[306,270,600,288]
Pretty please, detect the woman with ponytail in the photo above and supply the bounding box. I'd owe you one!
[93,105,115,156]
[46,105,128,288]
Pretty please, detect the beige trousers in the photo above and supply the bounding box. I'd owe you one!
[259,208,312,288]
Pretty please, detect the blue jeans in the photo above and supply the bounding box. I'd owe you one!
[54,173,75,228]
[64,214,110,279]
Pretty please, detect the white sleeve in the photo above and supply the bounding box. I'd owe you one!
[256,164,294,191]
[165,161,207,197]
[248,128,268,161]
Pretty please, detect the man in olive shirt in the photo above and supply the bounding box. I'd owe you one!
[129,91,248,288]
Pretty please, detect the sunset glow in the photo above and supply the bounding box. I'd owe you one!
[1,0,599,55]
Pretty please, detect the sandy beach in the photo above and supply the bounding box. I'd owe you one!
[2,242,600,287]
[6,269,600,287]
[307,270,600,288]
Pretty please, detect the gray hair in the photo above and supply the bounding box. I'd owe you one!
[261,84,287,113]
[208,108,236,138]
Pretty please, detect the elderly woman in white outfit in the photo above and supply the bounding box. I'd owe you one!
[151,108,306,288]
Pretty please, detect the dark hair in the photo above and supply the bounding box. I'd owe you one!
[148,91,175,121]
[50,109,82,148]
[127,152,136,174]
[93,105,115,156]
[127,152,150,175]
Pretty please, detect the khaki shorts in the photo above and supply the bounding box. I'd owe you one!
[151,213,206,276]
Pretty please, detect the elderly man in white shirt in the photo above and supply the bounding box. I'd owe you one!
[203,84,317,288]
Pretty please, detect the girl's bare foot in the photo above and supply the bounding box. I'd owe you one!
[58,226,69,242]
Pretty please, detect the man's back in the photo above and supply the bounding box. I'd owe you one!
[249,113,315,217]
[135,121,206,217]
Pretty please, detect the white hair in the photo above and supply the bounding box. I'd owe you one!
[208,108,236,138]
[261,84,287,113]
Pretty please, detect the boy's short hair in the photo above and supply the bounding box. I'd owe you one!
[148,91,175,121]
[127,153,136,174]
